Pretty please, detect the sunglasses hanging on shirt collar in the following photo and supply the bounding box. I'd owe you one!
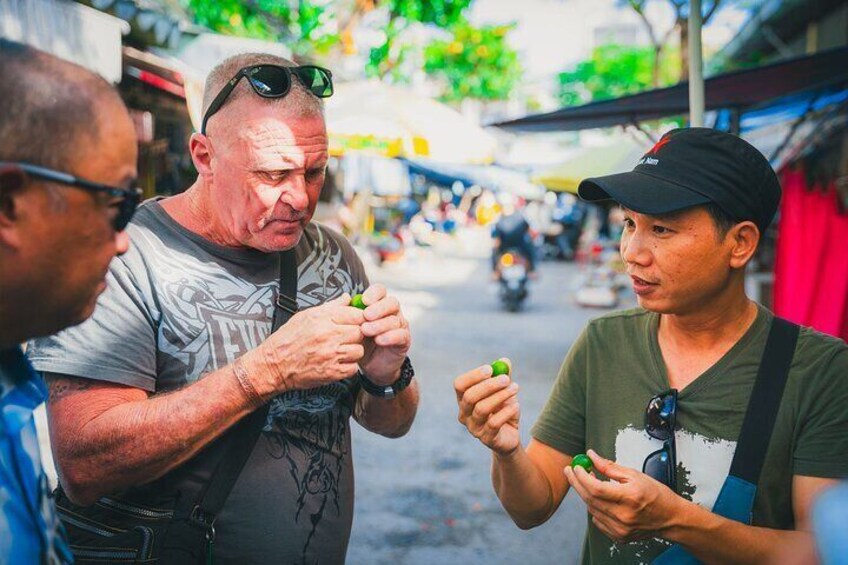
[643,388,678,492]
[201,64,334,135]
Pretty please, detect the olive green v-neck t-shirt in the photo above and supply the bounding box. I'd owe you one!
[531,305,848,565]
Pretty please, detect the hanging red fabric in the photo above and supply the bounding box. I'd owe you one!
[773,168,848,341]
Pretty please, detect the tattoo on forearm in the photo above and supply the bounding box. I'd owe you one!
[47,377,94,403]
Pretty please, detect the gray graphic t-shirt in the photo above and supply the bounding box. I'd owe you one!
[29,200,369,564]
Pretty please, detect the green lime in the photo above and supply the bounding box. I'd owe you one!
[490,360,510,377]
[571,454,593,473]
[350,294,366,309]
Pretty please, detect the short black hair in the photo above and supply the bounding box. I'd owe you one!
[702,201,740,237]
[0,39,120,170]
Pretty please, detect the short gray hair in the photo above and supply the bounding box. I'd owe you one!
[201,52,324,129]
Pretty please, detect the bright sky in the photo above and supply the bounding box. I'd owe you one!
[469,0,752,79]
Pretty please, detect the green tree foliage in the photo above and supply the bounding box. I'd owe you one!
[182,0,521,101]
[558,44,680,107]
[363,2,521,102]
[381,0,471,27]
[423,21,521,102]
[621,0,731,83]
[364,0,472,78]
[183,0,337,57]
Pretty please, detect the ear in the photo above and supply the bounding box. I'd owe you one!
[727,220,760,270]
[189,133,214,176]
[0,166,29,248]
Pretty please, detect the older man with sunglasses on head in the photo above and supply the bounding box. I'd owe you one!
[0,40,140,564]
[28,53,418,564]
[454,128,848,564]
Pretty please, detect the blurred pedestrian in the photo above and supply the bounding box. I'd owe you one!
[492,197,537,274]
[772,481,848,564]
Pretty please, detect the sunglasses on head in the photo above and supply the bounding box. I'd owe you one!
[643,388,678,492]
[2,161,141,232]
[201,64,334,135]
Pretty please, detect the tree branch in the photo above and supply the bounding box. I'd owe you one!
[703,0,723,25]
[628,0,659,47]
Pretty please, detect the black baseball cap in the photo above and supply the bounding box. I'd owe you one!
[578,128,781,231]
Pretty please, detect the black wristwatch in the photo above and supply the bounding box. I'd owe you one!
[357,357,415,399]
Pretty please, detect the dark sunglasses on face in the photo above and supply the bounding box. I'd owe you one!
[643,388,678,492]
[1,161,141,231]
[201,64,334,135]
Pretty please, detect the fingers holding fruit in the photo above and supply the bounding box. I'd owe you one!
[454,360,521,455]
[351,285,397,317]
[470,380,520,424]
[350,289,408,339]
[352,287,411,384]
[477,394,522,455]
[456,361,513,422]
[453,364,494,403]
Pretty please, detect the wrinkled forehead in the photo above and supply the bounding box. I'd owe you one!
[224,108,328,168]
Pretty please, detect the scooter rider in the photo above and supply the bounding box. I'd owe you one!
[491,198,536,275]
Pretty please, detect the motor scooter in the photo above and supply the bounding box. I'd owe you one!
[495,250,529,312]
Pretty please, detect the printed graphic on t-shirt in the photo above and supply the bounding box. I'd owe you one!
[298,226,361,308]
[265,384,353,561]
[613,425,736,562]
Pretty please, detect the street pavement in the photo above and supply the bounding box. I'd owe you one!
[348,227,633,565]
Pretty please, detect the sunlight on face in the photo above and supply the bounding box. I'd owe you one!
[210,109,328,252]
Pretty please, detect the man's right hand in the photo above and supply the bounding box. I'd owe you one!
[243,293,366,396]
[454,361,521,456]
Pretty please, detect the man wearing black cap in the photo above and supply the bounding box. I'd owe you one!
[453,128,848,563]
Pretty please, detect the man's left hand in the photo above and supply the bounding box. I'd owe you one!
[357,284,411,385]
[563,449,685,544]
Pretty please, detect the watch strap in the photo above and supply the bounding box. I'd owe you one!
[358,357,414,398]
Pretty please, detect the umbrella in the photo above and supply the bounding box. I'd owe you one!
[326,80,498,165]
[531,140,648,193]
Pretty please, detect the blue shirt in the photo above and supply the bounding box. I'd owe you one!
[1,346,71,564]
[813,482,848,565]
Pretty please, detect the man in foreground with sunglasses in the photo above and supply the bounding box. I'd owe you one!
[28,52,418,563]
[454,128,847,563]
[0,39,140,563]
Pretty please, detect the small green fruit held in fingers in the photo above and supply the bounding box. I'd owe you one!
[571,454,593,473]
[350,294,366,309]
[490,360,510,377]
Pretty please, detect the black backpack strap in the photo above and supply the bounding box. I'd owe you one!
[729,317,800,484]
[162,249,298,563]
